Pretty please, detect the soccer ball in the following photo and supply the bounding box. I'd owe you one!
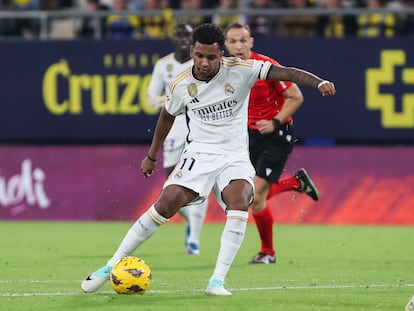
[110,256,152,295]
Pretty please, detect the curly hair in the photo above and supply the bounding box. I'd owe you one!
[192,23,225,50]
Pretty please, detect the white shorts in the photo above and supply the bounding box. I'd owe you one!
[163,151,255,211]
[163,114,187,168]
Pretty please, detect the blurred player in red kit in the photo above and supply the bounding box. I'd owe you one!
[225,22,320,264]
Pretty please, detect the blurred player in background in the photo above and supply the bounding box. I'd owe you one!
[81,23,335,296]
[224,22,320,264]
[146,23,207,255]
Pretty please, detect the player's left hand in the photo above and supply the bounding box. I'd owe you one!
[318,81,336,96]
[141,156,157,177]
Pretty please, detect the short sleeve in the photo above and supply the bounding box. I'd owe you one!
[164,89,184,116]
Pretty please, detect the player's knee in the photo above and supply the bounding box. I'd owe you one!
[224,192,252,212]
[153,202,173,218]
[222,179,253,211]
[156,185,197,218]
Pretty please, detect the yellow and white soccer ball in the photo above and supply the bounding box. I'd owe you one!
[110,256,152,295]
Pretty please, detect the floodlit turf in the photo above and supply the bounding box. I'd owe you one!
[0,221,413,310]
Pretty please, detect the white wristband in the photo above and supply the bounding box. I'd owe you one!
[317,80,330,88]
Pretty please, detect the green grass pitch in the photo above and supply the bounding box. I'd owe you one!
[0,221,413,310]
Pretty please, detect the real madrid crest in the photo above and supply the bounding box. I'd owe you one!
[224,83,234,96]
[187,83,198,97]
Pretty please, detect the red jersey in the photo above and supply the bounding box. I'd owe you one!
[248,51,293,130]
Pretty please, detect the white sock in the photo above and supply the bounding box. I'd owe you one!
[186,200,208,246]
[107,205,168,266]
[178,205,190,222]
[210,210,248,282]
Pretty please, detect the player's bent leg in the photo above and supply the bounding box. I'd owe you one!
[81,186,195,293]
[81,205,168,293]
[266,176,302,200]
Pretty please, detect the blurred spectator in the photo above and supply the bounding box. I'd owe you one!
[41,0,74,9]
[176,0,211,29]
[247,0,280,37]
[0,0,21,37]
[317,0,357,37]
[11,0,40,10]
[212,0,245,30]
[394,0,414,35]
[130,0,146,10]
[205,0,219,7]
[357,0,396,37]
[340,0,359,7]
[77,0,110,38]
[167,0,179,8]
[10,0,41,38]
[105,0,140,39]
[137,0,174,39]
[281,0,318,37]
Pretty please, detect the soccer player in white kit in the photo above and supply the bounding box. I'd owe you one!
[147,23,207,255]
[81,23,336,296]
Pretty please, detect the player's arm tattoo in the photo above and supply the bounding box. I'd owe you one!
[267,65,322,89]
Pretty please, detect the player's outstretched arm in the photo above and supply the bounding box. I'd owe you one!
[141,108,175,177]
[267,65,336,96]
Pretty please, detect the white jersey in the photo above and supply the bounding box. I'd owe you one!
[147,53,193,168]
[165,56,272,157]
